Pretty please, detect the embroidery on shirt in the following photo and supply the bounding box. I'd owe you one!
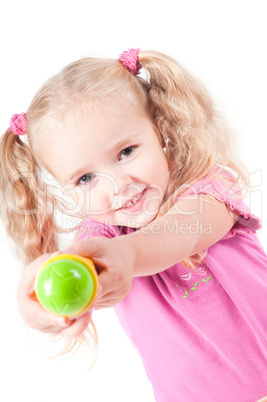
[179,263,212,299]
[182,276,212,298]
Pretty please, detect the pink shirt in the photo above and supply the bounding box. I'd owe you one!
[76,169,267,401]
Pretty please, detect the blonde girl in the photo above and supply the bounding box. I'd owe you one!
[1,49,267,400]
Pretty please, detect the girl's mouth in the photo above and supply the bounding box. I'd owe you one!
[118,187,148,213]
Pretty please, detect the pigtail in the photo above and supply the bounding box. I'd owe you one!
[0,129,98,363]
[137,51,249,269]
[138,51,219,200]
[0,129,58,264]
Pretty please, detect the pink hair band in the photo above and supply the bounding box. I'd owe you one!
[119,48,141,75]
[9,113,27,136]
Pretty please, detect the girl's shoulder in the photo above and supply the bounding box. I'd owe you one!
[175,165,262,240]
[177,165,242,200]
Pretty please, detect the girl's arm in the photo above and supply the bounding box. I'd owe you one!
[113,194,238,277]
[65,194,238,309]
[15,194,238,334]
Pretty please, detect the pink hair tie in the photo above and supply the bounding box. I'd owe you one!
[9,113,27,136]
[119,48,141,75]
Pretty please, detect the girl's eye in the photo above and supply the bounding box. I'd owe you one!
[78,173,95,185]
[119,146,136,160]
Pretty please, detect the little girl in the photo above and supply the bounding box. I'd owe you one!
[1,48,267,401]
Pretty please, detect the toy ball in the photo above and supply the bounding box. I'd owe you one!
[35,254,98,317]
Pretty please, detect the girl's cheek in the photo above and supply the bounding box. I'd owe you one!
[81,179,115,215]
[84,194,110,215]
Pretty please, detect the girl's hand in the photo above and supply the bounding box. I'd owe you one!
[17,253,94,336]
[63,236,135,309]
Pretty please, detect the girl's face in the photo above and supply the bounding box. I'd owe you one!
[40,101,169,228]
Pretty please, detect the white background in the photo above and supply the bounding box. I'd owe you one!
[0,1,266,401]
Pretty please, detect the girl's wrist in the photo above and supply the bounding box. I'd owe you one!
[109,234,137,277]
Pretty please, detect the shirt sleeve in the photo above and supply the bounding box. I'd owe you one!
[75,217,135,242]
[174,167,262,240]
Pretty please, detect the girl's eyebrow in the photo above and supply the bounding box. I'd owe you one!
[105,132,140,153]
[65,167,91,184]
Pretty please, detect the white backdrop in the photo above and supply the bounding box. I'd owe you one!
[0,1,266,401]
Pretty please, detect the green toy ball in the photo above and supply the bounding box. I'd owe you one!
[35,254,98,317]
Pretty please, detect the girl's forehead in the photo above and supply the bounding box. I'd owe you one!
[45,99,145,135]
[63,101,146,138]
[37,101,153,171]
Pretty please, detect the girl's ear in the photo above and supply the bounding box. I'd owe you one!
[163,137,169,153]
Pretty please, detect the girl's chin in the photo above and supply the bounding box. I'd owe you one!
[111,212,157,229]
[87,207,159,228]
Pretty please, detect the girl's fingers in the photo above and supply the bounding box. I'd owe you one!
[95,276,129,308]
[59,311,92,337]
[24,302,69,331]
[94,293,121,309]
[26,309,92,336]
[63,238,102,260]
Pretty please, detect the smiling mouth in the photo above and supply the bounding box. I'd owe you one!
[119,187,147,210]
[121,192,142,209]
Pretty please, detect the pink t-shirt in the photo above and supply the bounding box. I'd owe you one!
[76,169,267,401]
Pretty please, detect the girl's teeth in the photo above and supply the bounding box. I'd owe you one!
[122,192,142,209]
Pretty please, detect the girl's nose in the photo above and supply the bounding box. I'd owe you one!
[109,169,141,210]
[110,169,133,197]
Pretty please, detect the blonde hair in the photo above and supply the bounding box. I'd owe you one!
[0,50,249,355]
